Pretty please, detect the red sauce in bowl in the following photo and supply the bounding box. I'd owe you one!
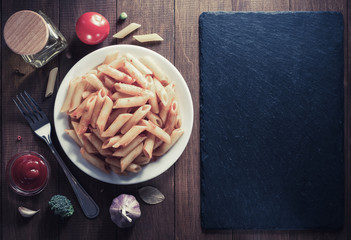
[6,151,50,196]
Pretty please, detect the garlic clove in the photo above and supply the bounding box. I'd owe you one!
[18,206,40,217]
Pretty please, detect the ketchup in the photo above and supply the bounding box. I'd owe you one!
[10,153,48,191]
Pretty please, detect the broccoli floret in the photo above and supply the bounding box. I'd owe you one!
[49,195,74,218]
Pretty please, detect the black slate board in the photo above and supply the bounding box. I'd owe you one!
[199,11,344,230]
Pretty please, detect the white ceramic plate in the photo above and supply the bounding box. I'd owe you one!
[54,45,193,185]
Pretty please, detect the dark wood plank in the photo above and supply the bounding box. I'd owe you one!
[288,0,348,240]
[115,0,175,239]
[174,1,233,239]
[348,1,351,239]
[57,1,118,239]
[1,1,61,240]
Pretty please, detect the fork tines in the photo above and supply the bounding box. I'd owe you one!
[13,91,46,126]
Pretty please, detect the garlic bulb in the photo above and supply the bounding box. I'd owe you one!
[18,206,40,217]
[109,194,141,228]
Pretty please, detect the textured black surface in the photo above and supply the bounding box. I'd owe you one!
[199,12,344,230]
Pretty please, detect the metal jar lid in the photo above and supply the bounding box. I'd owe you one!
[4,10,49,55]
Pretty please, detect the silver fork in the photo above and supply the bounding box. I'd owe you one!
[13,91,99,219]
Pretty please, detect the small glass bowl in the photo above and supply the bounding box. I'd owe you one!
[6,151,50,196]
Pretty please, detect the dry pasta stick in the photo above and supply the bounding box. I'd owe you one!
[120,142,143,172]
[84,133,113,156]
[80,148,109,173]
[106,157,142,173]
[98,64,134,84]
[164,100,179,134]
[146,111,163,127]
[113,95,149,109]
[139,55,169,85]
[133,33,163,43]
[96,96,113,132]
[90,89,106,128]
[69,80,86,112]
[85,73,109,93]
[71,121,97,153]
[153,78,168,106]
[112,135,147,157]
[146,76,159,114]
[140,120,171,144]
[113,125,146,148]
[45,67,58,98]
[125,53,152,75]
[101,113,133,137]
[103,51,119,65]
[143,133,155,159]
[61,76,81,112]
[102,135,122,149]
[153,128,184,156]
[133,154,151,165]
[113,23,141,39]
[64,129,83,147]
[77,95,97,134]
[114,82,154,97]
[122,61,149,88]
[159,82,176,123]
[120,105,151,134]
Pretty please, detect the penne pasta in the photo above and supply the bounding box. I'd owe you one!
[113,23,141,39]
[103,51,119,65]
[85,73,109,93]
[122,61,149,88]
[64,129,83,147]
[101,113,133,137]
[113,125,146,148]
[146,111,163,127]
[164,100,178,134]
[133,33,163,43]
[96,96,113,132]
[153,78,168,106]
[133,154,151,165]
[120,105,151,134]
[120,142,143,172]
[140,120,171,144]
[84,133,113,156]
[80,148,110,173]
[106,157,142,173]
[125,53,152,75]
[98,64,134,84]
[102,135,122,149]
[153,128,184,156]
[159,82,176,123]
[61,76,81,112]
[114,82,154,97]
[143,133,155,159]
[110,165,128,176]
[90,89,106,128]
[112,134,146,157]
[146,76,159,114]
[69,80,86,112]
[113,95,149,109]
[139,55,169,85]
[77,95,97,134]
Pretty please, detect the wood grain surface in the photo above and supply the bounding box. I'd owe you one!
[1,0,349,239]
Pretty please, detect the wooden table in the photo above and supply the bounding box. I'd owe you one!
[1,0,349,239]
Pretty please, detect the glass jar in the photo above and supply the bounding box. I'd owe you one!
[4,10,67,68]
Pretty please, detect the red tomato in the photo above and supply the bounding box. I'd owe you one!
[76,12,110,45]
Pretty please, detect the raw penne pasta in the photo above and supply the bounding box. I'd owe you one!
[125,53,152,75]
[153,128,184,156]
[102,135,122,149]
[84,133,113,156]
[77,95,97,134]
[113,23,141,39]
[98,64,134,84]
[113,95,149,109]
[80,148,109,173]
[121,105,151,134]
[65,129,83,147]
[112,134,147,157]
[45,67,58,98]
[101,113,133,137]
[122,61,149,88]
[90,89,106,128]
[143,133,155,159]
[153,78,168,106]
[61,76,81,112]
[113,125,146,148]
[96,96,113,132]
[146,111,163,127]
[140,120,171,144]
[133,33,163,43]
[120,142,143,172]
[139,55,169,85]
[114,82,154,97]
